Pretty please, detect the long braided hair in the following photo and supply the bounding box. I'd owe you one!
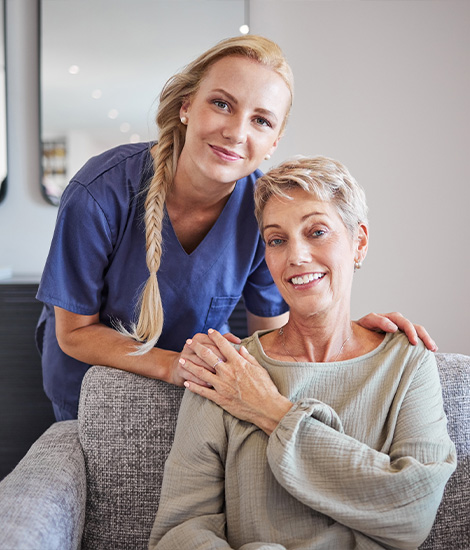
[126,35,294,354]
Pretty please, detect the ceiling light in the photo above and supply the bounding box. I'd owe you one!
[91,89,102,99]
[120,122,131,133]
[239,24,249,35]
[68,65,80,75]
[108,109,119,119]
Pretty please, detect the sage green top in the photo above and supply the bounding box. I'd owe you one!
[149,332,456,550]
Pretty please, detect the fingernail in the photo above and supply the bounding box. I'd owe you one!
[186,339,192,345]
[208,328,214,334]
[179,358,185,365]
[184,381,190,388]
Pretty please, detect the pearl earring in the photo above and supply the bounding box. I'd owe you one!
[264,154,271,160]
[180,116,188,125]
[354,259,362,270]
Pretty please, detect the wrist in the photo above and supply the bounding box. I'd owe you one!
[259,397,293,436]
[145,347,179,383]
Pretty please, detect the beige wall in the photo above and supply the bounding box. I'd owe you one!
[253,0,470,354]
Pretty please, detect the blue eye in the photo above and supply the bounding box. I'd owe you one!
[268,238,284,247]
[213,100,229,110]
[312,229,326,238]
[255,117,271,128]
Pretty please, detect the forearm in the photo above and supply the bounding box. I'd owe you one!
[267,398,456,548]
[57,321,178,384]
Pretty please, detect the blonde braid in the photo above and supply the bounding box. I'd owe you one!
[123,127,181,354]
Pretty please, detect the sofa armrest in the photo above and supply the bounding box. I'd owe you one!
[0,420,86,550]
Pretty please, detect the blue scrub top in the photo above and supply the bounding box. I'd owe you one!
[36,142,288,416]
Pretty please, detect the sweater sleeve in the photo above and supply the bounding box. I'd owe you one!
[266,351,457,550]
[148,390,231,549]
[148,391,287,550]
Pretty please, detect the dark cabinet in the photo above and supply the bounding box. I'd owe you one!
[0,282,55,480]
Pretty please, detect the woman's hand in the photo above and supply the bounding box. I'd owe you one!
[181,329,292,435]
[356,312,438,351]
[175,331,242,387]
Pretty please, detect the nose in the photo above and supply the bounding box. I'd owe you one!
[287,239,311,265]
[222,114,248,144]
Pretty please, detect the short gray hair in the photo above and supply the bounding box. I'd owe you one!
[254,156,368,236]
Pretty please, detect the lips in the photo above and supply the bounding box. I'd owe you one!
[290,273,325,286]
[210,145,243,161]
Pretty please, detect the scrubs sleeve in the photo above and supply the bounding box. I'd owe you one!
[242,236,288,318]
[37,181,114,316]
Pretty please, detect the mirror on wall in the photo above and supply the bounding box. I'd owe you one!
[40,0,247,205]
[0,0,7,203]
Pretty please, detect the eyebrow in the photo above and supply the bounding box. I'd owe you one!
[211,88,279,123]
[263,211,326,233]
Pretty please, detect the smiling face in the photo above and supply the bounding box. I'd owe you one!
[176,55,291,191]
[263,188,368,322]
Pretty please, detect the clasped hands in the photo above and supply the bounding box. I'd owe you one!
[178,329,292,436]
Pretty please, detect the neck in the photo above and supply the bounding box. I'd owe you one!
[171,158,236,212]
[166,166,235,255]
[279,314,354,363]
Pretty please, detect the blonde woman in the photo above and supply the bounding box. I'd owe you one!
[150,157,455,550]
[36,36,436,421]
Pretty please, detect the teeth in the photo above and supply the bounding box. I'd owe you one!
[291,273,324,285]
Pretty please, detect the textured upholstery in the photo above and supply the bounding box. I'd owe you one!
[0,353,468,550]
[0,420,86,550]
[78,368,184,549]
[420,353,470,549]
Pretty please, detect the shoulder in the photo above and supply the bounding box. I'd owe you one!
[239,168,264,189]
[179,388,223,426]
[240,330,273,364]
[57,143,154,229]
[72,142,153,192]
[177,390,230,449]
[385,331,431,358]
[381,331,437,378]
[234,169,265,198]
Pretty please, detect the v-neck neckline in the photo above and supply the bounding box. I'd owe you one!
[163,181,241,258]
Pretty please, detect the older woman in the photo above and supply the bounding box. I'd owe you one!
[149,157,456,550]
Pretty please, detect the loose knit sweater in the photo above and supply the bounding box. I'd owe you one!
[149,331,456,550]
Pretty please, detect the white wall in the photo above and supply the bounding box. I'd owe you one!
[1,0,468,354]
[253,0,470,355]
[0,0,56,278]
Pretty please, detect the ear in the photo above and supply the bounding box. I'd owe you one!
[355,223,369,263]
[266,132,283,159]
[179,97,191,119]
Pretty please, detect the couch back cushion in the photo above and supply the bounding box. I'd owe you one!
[78,366,184,550]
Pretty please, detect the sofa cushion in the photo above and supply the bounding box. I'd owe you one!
[78,366,184,550]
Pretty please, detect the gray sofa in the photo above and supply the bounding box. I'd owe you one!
[0,352,468,550]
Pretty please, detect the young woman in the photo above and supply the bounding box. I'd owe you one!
[36,36,436,420]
